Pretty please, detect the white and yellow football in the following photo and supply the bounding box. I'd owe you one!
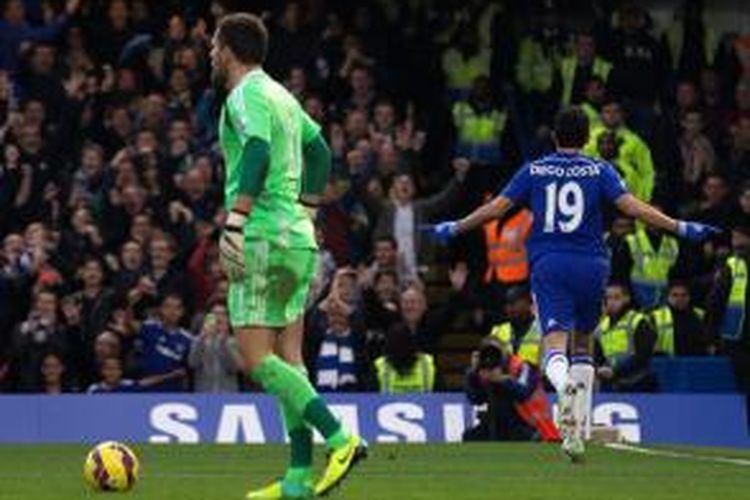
[83,441,140,492]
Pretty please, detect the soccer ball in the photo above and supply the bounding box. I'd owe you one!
[83,441,140,492]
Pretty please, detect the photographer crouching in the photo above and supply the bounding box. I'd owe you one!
[463,338,560,442]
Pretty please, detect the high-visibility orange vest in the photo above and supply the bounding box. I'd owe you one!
[483,209,532,283]
[507,355,561,442]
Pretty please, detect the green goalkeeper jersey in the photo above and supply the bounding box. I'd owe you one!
[219,68,320,249]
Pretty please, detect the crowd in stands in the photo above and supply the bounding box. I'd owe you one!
[0,0,748,399]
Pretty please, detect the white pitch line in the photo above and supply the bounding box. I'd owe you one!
[605,443,750,467]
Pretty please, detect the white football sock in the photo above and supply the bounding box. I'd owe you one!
[543,349,569,394]
[569,360,595,440]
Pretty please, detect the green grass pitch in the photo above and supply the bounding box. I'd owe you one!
[0,443,749,499]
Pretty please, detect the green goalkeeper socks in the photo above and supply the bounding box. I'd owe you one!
[281,365,313,483]
[251,355,350,451]
[302,398,349,450]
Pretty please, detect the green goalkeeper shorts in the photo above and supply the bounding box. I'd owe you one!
[227,239,317,328]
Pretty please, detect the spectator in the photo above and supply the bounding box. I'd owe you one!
[87,356,176,394]
[360,235,412,287]
[693,174,734,229]
[596,130,638,198]
[135,233,193,314]
[113,240,145,294]
[370,159,470,277]
[0,0,81,72]
[707,226,750,395]
[584,98,655,201]
[395,262,468,353]
[93,0,133,66]
[87,357,139,394]
[605,3,668,135]
[39,352,72,394]
[579,76,607,128]
[487,286,542,366]
[452,76,508,166]
[678,108,717,202]
[481,204,533,325]
[515,5,566,132]
[70,257,115,345]
[663,0,719,82]
[374,323,436,394]
[442,23,491,101]
[558,31,612,107]
[463,338,559,442]
[650,281,711,356]
[727,116,750,183]
[10,289,70,391]
[266,1,316,78]
[308,292,367,393]
[85,330,123,386]
[595,283,657,392]
[362,268,402,338]
[188,302,241,393]
[133,293,192,392]
[610,217,681,309]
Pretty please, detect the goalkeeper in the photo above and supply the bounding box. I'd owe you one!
[211,13,366,499]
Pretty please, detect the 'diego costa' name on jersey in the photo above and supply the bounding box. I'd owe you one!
[529,162,601,178]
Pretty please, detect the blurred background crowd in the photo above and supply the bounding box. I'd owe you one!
[0,0,748,416]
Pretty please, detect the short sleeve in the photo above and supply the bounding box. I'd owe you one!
[601,162,628,202]
[227,86,272,144]
[500,163,532,204]
[300,109,321,145]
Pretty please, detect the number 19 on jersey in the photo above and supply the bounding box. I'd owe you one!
[544,181,584,233]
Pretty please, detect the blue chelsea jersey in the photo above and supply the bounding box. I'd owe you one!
[500,152,628,263]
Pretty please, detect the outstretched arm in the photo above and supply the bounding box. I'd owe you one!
[423,162,529,242]
[423,195,513,242]
[615,193,719,240]
[615,194,678,233]
[456,196,513,234]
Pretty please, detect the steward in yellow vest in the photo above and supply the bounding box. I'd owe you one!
[624,226,680,308]
[374,354,435,394]
[452,76,507,165]
[577,76,607,129]
[558,32,612,106]
[442,26,491,101]
[374,323,437,394]
[706,226,750,393]
[595,283,657,392]
[488,286,541,366]
[649,281,708,356]
[583,99,655,201]
[664,5,718,77]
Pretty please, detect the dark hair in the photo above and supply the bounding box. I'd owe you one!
[477,343,504,370]
[668,279,691,291]
[159,292,184,307]
[553,107,590,149]
[374,235,398,248]
[606,281,631,296]
[216,13,268,65]
[374,268,399,285]
[383,323,418,375]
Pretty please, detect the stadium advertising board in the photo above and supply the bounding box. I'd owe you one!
[0,394,747,447]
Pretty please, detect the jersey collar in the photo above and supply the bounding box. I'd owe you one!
[228,67,265,100]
